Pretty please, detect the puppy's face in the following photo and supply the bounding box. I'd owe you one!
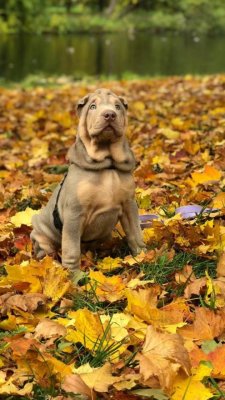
[77,88,128,143]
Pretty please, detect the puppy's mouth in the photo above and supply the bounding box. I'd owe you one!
[97,126,116,143]
[90,124,117,141]
[101,125,115,135]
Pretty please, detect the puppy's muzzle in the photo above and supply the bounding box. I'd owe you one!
[103,110,116,122]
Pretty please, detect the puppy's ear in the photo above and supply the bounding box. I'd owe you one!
[76,95,89,117]
[119,96,128,110]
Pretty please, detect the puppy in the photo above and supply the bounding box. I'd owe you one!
[31,88,145,277]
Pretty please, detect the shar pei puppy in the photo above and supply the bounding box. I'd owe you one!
[31,88,145,278]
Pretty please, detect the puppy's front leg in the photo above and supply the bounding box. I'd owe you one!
[62,207,84,275]
[120,199,146,255]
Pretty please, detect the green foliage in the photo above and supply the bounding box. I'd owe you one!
[0,0,225,34]
[73,319,127,368]
[140,251,217,285]
[72,281,126,314]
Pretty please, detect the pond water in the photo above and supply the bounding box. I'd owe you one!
[0,32,225,81]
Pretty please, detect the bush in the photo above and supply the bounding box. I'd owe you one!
[149,11,186,32]
[0,0,225,34]
[0,17,9,33]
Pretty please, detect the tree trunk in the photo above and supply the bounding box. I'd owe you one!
[98,0,104,12]
[65,0,73,14]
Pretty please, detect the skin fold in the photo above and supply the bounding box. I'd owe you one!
[31,88,145,276]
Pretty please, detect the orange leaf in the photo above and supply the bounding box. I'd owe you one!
[191,165,222,185]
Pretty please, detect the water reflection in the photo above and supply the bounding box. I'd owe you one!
[0,32,225,81]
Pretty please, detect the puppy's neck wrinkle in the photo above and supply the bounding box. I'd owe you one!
[66,136,135,172]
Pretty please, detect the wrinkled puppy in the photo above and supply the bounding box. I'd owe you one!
[31,88,145,277]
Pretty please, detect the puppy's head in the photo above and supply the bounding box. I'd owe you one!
[76,88,128,143]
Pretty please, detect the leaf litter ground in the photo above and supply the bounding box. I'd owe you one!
[1,75,225,399]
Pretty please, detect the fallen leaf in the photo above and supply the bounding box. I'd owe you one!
[34,319,66,340]
[96,256,122,272]
[74,362,120,392]
[86,270,125,302]
[0,292,47,315]
[10,208,39,227]
[171,364,213,400]
[100,313,130,341]
[136,326,191,393]
[191,165,222,185]
[213,192,225,209]
[178,307,225,341]
[6,337,37,357]
[65,308,105,350]
[62,374,93,399]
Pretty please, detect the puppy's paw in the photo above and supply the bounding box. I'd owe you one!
[130,239,147,255]
[37,249,47,259]
[131,246,147,256]
[69,269,86,285]
[138,240,147,249]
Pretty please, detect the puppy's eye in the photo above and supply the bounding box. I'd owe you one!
[115,104,121,110]
[89,103,96,110]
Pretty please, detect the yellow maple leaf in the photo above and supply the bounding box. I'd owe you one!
[86,270,125,302]
[41,257,71,305]
[125,287,160,325]
[100,313,130,341]
[3,261,42,293]
[96,256,122,272]
[159,127,180,139]
[45,354,73,379]
[10,207,39,227]
[3,257,70,302]
[171,364,213,400]
[65,308,105,350]
[126,288,188,328]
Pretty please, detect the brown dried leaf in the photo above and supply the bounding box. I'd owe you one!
[6,336,38,357]
[34,318,66,340]
[62,374,93,399]
[0,292,47,315]
[178,307,225,341]
[184,277,207,298]
[136,326,191,393]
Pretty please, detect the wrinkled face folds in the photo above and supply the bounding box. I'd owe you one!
[77,88,128,143]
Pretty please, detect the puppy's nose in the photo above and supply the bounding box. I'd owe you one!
[103,110,116,121]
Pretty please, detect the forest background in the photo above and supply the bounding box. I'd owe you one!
[1,0,225,35]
